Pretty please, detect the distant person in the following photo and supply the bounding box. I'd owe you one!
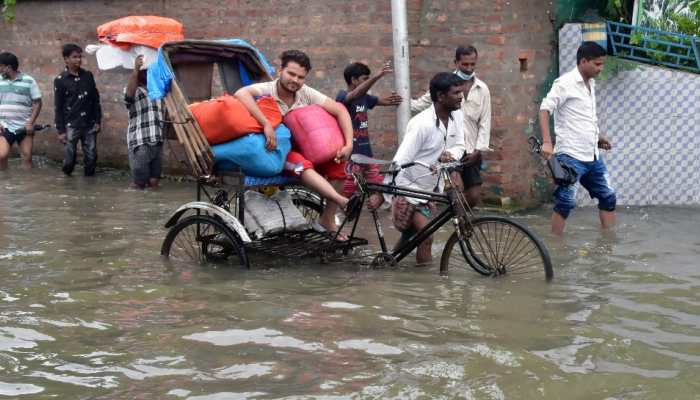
[235,49,356,238]
[0,52,42,170]
[411,45,491,208]
[539,41,616,235]
[336,61,402,209]
[392,72,466,264]
[54,43,102,176]
[125,55,163,189]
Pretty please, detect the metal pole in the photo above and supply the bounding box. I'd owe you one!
[391,0,410,143]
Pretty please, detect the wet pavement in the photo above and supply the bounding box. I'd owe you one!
[1,161,700,399]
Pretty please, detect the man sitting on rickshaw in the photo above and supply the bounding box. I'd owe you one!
[235,50,357,238]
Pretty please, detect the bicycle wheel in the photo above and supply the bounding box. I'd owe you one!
[161,215,247,266]
[440,216,553,280]
[289,188,324,224]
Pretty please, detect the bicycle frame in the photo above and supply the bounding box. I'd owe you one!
[352,166,465,265]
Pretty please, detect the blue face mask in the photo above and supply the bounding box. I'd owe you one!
[455,70,474,81]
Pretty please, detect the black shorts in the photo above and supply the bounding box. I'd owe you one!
[460,154,483,189]
[1,129,27,146]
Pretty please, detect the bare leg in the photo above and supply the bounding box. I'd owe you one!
[551,212,566,235]
[299,169,348,208]
[0,137,9,171]
[413,212,432,264]
[599,210,616,230]
[463,184,481,208]
[18,135,33,169]
[319,180,345,232]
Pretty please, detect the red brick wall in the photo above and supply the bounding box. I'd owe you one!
[1,0,555,205]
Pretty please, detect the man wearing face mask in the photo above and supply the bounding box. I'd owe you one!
[410,45,491,208]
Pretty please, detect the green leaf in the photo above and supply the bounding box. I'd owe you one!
[2,0,16,22]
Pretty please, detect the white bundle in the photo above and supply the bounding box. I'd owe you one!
[243,190,310,239]
[84,44,157,71]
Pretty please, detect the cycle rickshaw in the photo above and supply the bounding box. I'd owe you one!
[159,39,553,281]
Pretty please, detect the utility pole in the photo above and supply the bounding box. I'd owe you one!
[391,0,410,142]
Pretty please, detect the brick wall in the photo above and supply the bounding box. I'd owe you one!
[1,0,556,205]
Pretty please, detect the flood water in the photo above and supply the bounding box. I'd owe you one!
[2,161,700,399]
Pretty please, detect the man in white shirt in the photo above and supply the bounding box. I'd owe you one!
[393,72,466,264]
[411,45,491,206]
[539,42,616,235]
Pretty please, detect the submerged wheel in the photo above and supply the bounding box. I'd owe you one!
[161,215,247,266]
[440,216,553,280]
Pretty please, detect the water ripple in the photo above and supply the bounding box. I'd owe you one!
[183,328,326,352]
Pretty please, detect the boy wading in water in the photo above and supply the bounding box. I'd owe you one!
[54,43,102,177]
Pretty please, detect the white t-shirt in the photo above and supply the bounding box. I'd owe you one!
[246,79,328,116]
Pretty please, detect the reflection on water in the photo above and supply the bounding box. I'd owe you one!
[1,163,700,398]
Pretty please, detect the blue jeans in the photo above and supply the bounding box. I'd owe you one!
[63,126,97,176]
[552,153,616,219]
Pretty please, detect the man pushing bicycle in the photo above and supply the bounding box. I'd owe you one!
[390,72,466,264]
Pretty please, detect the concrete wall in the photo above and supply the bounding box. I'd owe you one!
[0,0,556,205]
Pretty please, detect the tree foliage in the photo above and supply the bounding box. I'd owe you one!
[2,0,16,22]
[640,0,699,35]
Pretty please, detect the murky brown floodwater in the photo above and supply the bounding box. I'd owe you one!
[1,160,700,399]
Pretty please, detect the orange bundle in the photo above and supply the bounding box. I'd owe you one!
[188,96,282,145]
[97,16,184,49]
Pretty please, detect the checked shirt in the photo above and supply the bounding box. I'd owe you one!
[125,86,163,150]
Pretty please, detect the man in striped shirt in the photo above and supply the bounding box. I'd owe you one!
[0,52,42,170]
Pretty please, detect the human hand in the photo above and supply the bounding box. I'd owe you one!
[336,145,353,162]
[382,92,402,106]
[598,136,612,150]
[464,150,481,166]
[134,55,144,71]
[367,193,384,211]
[94,123,101,134]
[25,123,34,136]
[263,123,277,151]
[541,142,553,159]
[57,133,67,145]
[439,151,455,162]
[379,61,393,77]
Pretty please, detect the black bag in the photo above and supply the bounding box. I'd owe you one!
[528,136,577,186]
[547,156,578,186]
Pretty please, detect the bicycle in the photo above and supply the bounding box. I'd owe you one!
[347,154,554,280]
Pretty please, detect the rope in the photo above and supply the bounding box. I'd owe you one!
[272,199,287,234]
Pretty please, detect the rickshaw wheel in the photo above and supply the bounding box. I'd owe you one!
[161,215,247,267]
[291,195,324,224]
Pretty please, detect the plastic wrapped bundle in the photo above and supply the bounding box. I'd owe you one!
[97,16,184,50]
[212,124,291,177]
[243,190,309,238]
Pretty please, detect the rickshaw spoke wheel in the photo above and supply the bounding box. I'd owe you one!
[162,215,241,265]
[287,187,325,224]
[440,216,553,281]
